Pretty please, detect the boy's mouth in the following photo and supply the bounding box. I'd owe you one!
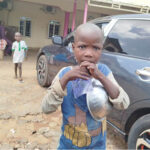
[81,60,95,64]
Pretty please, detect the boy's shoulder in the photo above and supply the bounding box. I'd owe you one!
[13,41,17,44]
[58,66,72,79]
[97,63,112,76]
[20,40,26,44]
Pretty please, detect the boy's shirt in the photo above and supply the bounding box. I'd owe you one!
[42,64,130,149]
[12,40,27,63]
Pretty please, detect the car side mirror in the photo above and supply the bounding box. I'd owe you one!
[52,36,63,45]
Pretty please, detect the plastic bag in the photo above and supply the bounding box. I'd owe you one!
[72,78,93,99]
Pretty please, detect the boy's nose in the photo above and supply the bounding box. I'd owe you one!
[84,49,93,58]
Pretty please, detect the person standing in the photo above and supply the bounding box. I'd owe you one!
[12,32,28,81]
[42,23,130,149]
[0,39,7,60]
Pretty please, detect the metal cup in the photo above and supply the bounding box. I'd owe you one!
[87,79,112,121]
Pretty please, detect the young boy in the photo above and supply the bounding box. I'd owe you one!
[12,32,28,81]
[42,23,130,149]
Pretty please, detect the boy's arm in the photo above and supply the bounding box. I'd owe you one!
[107,72,130,110]
[12,42,15,52]
[42,66,90,114]
[23,41,28,58]
[80,61,130,110]
[23,41,28,51]
[42,69,67,114]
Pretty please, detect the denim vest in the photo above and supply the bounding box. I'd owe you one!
[57,63,111,149]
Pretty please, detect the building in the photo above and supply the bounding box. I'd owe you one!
[0,0,149,49]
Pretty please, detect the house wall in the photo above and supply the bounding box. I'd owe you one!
[0,0,66,48]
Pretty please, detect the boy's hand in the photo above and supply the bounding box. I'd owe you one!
[60,66,91,90]
[80,61,101,80]
[81,61,120,99]
[67,66,90,81]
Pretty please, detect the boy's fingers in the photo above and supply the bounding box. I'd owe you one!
[80,61,91,67]
[80,71,91,77]
[77,75,89,80]
[80,63,89,68]
[87,65,94,69]
[89,69,94,75]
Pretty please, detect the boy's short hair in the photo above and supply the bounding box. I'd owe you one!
[74,23,104,43]
[15,32,22,36]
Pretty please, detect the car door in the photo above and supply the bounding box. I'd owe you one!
[100,19,150,130]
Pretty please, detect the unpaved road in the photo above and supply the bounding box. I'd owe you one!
[0,50,127,149]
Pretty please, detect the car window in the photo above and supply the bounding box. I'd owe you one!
[103,19,150,59]
[96,22,109,31]
[63,33,74,46]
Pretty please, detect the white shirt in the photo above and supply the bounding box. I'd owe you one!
[12,40,27,63]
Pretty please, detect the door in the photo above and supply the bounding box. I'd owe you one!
[100,19,150,130]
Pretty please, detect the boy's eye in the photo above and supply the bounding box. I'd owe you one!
[93,46,100,51]
[78,45,86,50]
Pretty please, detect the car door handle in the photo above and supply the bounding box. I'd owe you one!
[136,67,150,82]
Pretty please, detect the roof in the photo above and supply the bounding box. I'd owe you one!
[113,0,150,7]
[89,0,150,13]
[91,13,150,22]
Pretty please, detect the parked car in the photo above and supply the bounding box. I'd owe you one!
[36,14,150,149]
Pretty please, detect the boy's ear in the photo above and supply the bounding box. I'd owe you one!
[72,43,75,51]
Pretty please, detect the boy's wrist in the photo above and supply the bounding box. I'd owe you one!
[97,71,105,82]
[60,74,69,90]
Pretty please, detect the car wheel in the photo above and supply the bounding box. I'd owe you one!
[37,55,50,87]
[128,114,150,150]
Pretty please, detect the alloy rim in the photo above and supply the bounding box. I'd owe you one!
[38,59,46,82]
[136,129,150,150]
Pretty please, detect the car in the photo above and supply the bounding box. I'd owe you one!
[36,14,150,149]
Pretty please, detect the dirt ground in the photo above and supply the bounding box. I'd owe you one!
[0,50,127,149]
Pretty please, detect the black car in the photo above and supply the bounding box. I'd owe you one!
[36,14,150,149]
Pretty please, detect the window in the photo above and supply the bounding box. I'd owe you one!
[20,17,31,37]
[67,28,72,34]
[103,19,150,59]
[63,32,74,46]
[96,22,109,31]
[48,21,60,38]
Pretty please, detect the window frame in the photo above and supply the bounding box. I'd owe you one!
[95,22,109,31]
[103,18,150,60]
[19,17,31,37]
[48,20,60,38]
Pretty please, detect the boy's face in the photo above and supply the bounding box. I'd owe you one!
[72,26,103,65]
[15,33,21,41]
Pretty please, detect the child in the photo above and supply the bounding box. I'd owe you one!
[12,32,28,81]
[0,39,7,60]
[42,23,130,149]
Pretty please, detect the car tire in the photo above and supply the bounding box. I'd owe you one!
[128,114,150,150]
[37,55,51,87]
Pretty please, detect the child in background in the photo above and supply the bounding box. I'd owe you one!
[0,39,7,60]
[12,32,27,81]
[42,23,130,149]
